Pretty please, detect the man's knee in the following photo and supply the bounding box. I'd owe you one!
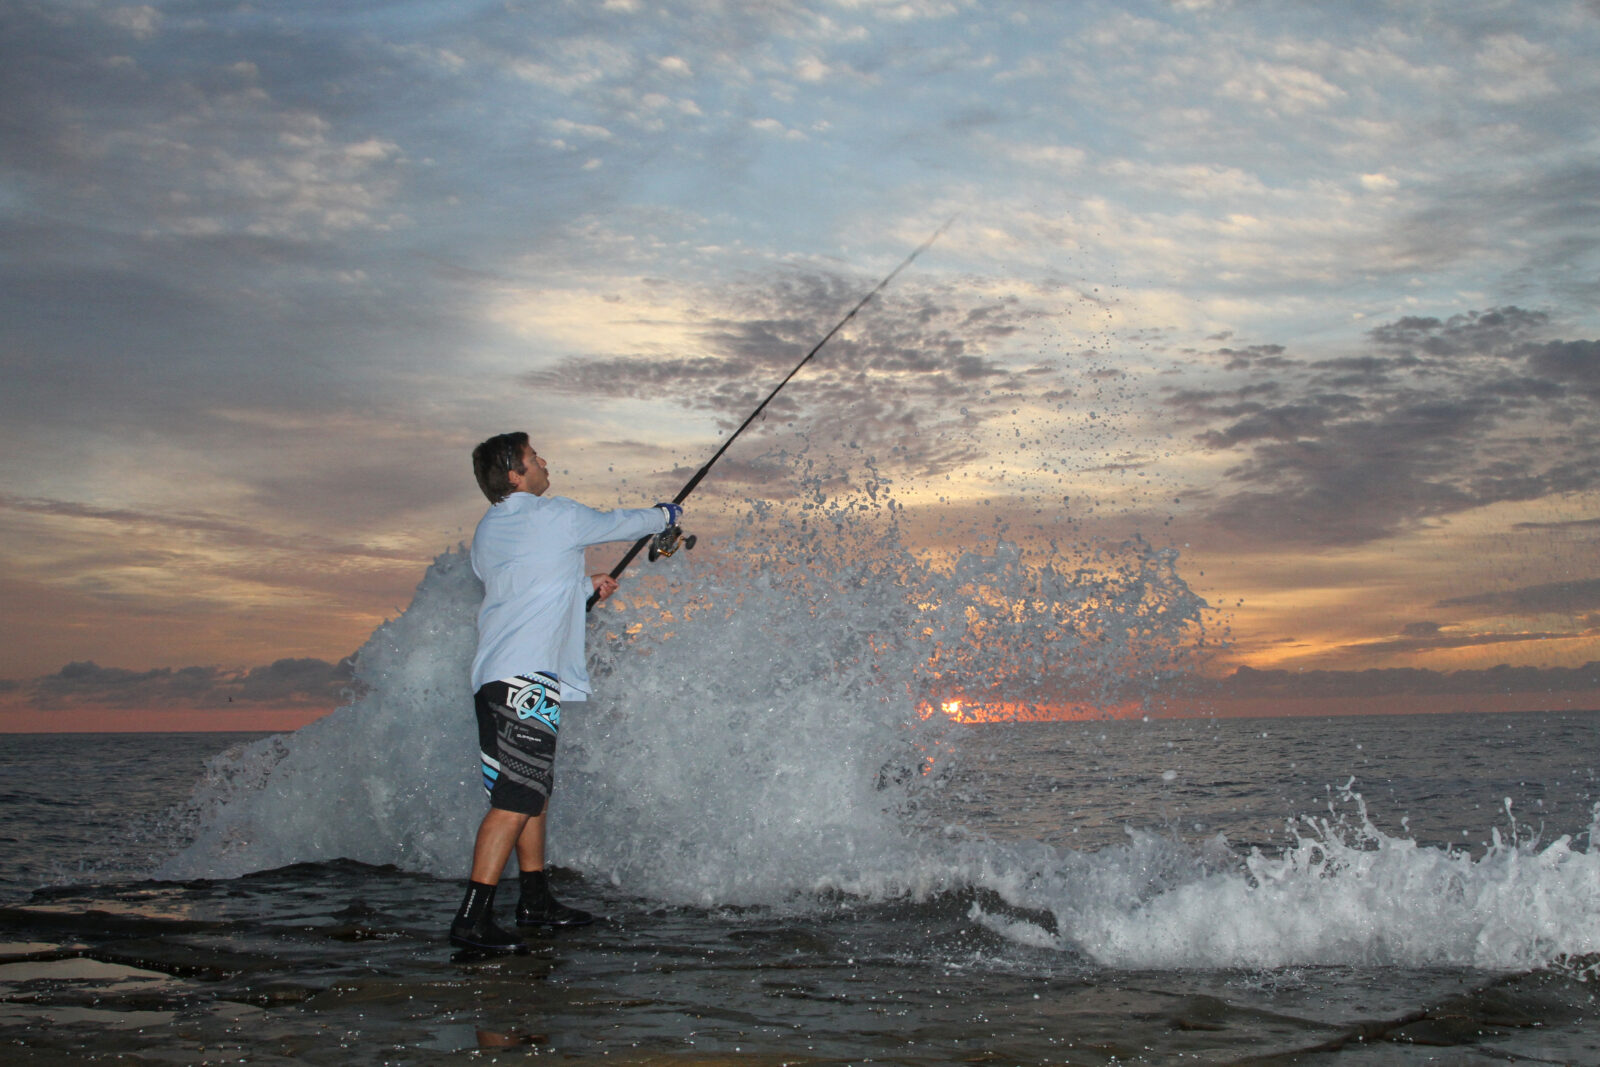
[481,806,534,831]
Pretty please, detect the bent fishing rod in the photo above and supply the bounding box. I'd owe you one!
[587,219,952,612]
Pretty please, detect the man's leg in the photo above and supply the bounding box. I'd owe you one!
[473,807,532,883]
[512,810,546,873]
[461,674,587,938]
[449,807,531,952]
[512,808,595,927]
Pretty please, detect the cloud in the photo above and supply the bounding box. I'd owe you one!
[1217,59,1347,114]
[1,5,408,245]
[104,5,161,39]
[0,493,432,565]
[1472,33,1559,103]
[1511,516,1600,531]
[1523,339,1600,397]
[1342,629,1584,657]
[20,657,355,710]
[1438,578,1600,617]
[1099,160,1269,201]
[1387,160,1600,293]
[521,270,1052,480]
[1001,143,1088,172]
[1366,306,1550,356]
[1171,307,1600,547]
[1204,660,1600,699]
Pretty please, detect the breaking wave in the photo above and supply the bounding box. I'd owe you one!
[155,482,1599,970]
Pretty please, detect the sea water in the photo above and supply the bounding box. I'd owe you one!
[2,487,1598,1062]
[2,715,1598,1063]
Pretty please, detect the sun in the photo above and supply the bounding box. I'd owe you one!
[918,698,989,724]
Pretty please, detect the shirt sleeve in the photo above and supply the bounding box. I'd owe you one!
[559,499,668,548]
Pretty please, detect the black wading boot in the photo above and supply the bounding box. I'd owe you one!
[515,869,595,927]
[449,880,522,952]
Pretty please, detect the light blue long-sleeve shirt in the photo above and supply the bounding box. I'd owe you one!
[469,492,667,699]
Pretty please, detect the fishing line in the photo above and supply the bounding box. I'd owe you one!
[588,219,954,611]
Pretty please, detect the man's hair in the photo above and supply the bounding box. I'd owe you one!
[472,432,530,504]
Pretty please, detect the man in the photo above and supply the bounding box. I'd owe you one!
[450,431,680,952]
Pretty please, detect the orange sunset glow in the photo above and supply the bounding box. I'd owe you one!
[922,699,1149,725]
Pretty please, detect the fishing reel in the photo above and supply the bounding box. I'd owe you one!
[648,524,697,562]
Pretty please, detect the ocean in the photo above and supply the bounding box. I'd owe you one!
[2,522,1598,1063]
[1,713,1597,1065]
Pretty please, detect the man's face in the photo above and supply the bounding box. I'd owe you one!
[508,444,550,496]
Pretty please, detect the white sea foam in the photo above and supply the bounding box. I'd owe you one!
[965,804,1600,971]
[156,483,1599,971]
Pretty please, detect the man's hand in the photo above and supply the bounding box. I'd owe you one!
[590,574,619,602]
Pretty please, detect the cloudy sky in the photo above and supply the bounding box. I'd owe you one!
[3,0,1598,726]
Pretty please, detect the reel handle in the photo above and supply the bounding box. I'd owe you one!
[647,525,696,562]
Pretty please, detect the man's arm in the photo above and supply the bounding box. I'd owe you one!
[560,498,669,548]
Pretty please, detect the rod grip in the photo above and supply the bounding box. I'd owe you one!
[586,532,653,612]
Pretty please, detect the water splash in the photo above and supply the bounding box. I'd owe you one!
[157,478,1209,896]
[156,546,485,880]
[152,476,1599,970]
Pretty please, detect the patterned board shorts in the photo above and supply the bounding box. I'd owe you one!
[474,672,561,816]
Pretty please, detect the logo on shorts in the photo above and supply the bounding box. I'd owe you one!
[507,673,560,730]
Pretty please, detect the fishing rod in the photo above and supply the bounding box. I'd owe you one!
[588,219,953,611]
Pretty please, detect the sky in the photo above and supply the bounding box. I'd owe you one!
[2,0,1599,729]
